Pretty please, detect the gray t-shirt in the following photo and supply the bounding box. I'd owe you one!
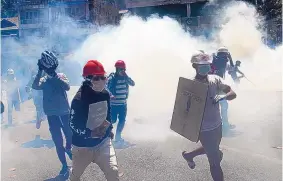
[194,75,230,132]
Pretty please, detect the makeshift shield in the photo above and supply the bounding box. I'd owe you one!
[170,77,208,142]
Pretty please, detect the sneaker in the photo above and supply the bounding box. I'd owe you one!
[59,164,69,176]
[65,148,72,160]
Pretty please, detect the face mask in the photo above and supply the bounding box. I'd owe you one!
[117,68,126,76]
[197,65,211,76]
[91,79,106,92]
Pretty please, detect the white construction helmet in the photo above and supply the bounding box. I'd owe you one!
[7,68,14,75]
[217,46,229,53]
[190,50,212,65]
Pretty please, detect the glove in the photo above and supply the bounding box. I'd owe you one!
[213,95,226,104]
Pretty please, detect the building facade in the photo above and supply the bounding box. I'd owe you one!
[17,0,90,38]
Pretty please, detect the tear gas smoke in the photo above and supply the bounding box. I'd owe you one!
[70,2,282,141]
[1,2,281,145]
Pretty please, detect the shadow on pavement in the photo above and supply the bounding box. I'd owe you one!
[113,140,136,149]
[21,135,55,149]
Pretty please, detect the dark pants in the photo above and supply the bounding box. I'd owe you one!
[47,114,72,165]
[111,104,127,140]
[184,126,223,181]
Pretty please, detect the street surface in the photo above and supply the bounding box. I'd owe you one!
[1,87,282,181]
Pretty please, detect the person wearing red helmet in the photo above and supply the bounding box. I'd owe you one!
[69,60,119,181]
[107,60,135,144]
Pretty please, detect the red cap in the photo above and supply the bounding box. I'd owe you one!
[115,60,126,69]
[83,60,106,77]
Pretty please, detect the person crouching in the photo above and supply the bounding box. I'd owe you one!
[69,60,119,181]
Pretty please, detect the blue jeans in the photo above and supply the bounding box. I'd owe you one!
[111,104,127,140]
[219,100,229,125]
[47,114,72,165]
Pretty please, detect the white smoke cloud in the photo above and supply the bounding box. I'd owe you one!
[71,1,282,142]
[1,1,281,144]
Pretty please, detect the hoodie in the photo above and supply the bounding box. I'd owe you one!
[70,83,113,147]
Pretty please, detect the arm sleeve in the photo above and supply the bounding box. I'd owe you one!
[54,73,70,91]
[127,76,135,86]
[69,99,92,138]
[106,94,111,122]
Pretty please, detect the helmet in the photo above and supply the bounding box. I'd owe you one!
[217,47,229,53]
[7,69,14,75]
[39,51,59,70]
[115,60,126,69]
[236,60,241,64]
[190,51,212,65]
[83,60,106,77]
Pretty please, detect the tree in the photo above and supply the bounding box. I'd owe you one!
[258,0,282,21]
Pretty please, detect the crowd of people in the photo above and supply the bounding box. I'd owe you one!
[0,46,244,181]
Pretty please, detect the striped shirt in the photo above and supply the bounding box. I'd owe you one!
[107,73,135,105]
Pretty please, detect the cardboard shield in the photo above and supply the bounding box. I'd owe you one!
[170,77,208,142]
[86,101,108,130]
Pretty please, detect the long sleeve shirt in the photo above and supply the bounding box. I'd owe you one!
[70,84,113,147]
[32,71,70,116]
[107,73,135,105]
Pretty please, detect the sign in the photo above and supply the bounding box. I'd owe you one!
[170,77,208,142]
[86,101,108,130]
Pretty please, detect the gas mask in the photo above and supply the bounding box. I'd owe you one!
[91,76,106,92]
[197,64,211,76]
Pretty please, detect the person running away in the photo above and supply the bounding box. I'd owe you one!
[32,51,72,176]
[227,60,245,84]
[182,50,237,181]
[26,69,46,129]
[107,60,135,143]
[69,60,119,181]
[212,47,234,79]
[2,69,21,126]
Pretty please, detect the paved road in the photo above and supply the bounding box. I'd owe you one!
[1,88,282,181]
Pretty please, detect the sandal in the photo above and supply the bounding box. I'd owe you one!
[182,151,196,169]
